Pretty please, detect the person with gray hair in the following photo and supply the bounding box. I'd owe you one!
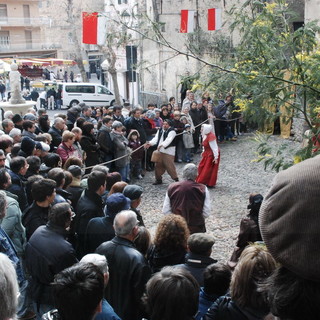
[0,252,19,320]
[2,119,14,134]
[162,163,212,234]
[96,210,151,320]
[9,127,22,144]
[48,117,66,151]
[80,254,121,320]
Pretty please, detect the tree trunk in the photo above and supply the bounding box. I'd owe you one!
[109,69,122,105]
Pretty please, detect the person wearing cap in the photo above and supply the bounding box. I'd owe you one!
[18,137,36,158]
[163,163,211,234]
[123,184,145,226]
[145,119,179,185]
[258,156,320,319]
[85,192,131,253]
[175,233,217,286]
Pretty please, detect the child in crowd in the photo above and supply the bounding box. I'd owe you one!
[182,124,194,163]
[128,130,144,179]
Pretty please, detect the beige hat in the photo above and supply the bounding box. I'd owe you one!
[259,155,320,281]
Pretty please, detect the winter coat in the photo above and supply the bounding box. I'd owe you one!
[56,142,76,165]
[80,134,100,168]
[110,131,130,168]
[22,201,50,241]
[204,295,269,320]
[75,189,104,258]
[48,126,63,151]
[175,252,217,286]
[85,216,115,254]
[8,170,28,212]
[96,236,151,320]
[97,125,114,157]
[0,191,26,256]
[25,222,78,305]
[147,244,186,274]
[126,117,147,144]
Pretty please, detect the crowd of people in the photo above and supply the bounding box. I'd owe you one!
[0,91,318,320]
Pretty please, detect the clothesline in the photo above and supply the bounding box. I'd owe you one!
[83,116,241,170]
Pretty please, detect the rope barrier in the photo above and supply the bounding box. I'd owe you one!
[81,115,242,170]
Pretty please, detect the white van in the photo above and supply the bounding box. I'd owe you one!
[58,82,118,109]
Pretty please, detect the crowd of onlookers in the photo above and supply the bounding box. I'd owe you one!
[1,92,318,320]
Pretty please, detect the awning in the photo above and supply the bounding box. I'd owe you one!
[32,58,77,66]
[3,58,50,66]
[0,59,11,73]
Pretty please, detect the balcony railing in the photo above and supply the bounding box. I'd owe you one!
[0,42,62,52]
[0,17,51,27]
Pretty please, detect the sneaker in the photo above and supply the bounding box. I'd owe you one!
[152,180,162,185]
[177,159,182,163]
[137,175,143,179]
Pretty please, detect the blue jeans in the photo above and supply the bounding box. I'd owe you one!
[117,164,130,182]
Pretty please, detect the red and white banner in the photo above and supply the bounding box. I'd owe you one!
[82,12,107,45]
[180,10,195,33]
[208,8,222,31]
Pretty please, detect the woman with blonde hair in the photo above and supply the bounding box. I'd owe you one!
[108,181,128,197]
[147,215,189,274]
[204,244,276,320]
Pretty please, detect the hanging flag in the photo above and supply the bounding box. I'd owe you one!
[82,12,107,45]
[180,10,195,33]
[208,8,222,31]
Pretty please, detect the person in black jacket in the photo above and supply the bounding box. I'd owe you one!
[85,192,130,254]
[75,171,106,258]
[8,156,29,212]
[175,233,217,286]
[80,122,99,173]
[97,117,114,169]
[96,210,151,320]
[22,178,56,240]
[125,108,147,144]
[25,202,78,319]
[48,117,65,151]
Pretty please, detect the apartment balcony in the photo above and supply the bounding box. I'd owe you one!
[0,17,51,27]
[0,42,62,53]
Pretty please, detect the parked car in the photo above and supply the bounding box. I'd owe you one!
[58,82,121,108]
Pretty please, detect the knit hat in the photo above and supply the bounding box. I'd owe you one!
[105,193,131,218]
[259,155,320,281]
[23,113,37,121]
[187,233,215,255]
[68,165,82,178]
[123,185,143,200]
[20,137,36,156]
[12,114,23,124]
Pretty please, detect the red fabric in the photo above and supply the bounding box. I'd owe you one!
[208,8,217,31]
[146,118,156,129]
[180,10,189,33]
[82,12,98,44]
[196,133,220,187]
